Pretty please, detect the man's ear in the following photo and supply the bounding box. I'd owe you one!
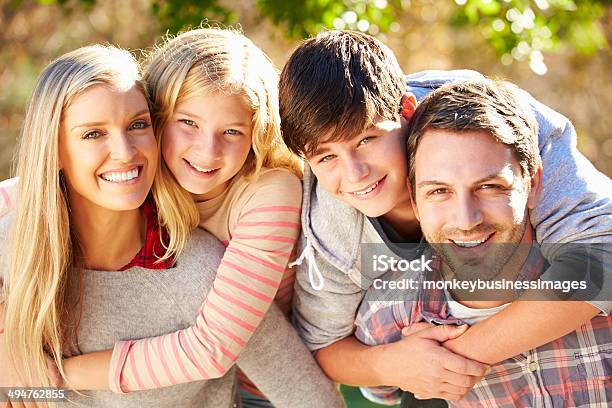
[527,166,542,210]
[400,93,418,120]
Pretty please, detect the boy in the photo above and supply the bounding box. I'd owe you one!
[280,30,611,401]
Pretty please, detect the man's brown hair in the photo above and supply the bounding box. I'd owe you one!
[279,30,405,158]
[406,79,541,194]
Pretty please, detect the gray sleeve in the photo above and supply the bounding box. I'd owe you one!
[237,302,345,408]
[520,90,612,314]
[526,91,612,245]
[291,243,365,352]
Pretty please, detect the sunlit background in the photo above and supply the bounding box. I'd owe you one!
[1,0,610,181]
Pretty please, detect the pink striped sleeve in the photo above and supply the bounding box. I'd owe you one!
[109,171,302,392]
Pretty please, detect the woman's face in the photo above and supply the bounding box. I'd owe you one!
[161,93,253,201]
[58,84,157,212]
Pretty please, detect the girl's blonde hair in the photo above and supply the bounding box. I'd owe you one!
[145,28,302,261]
[4,45,145,386]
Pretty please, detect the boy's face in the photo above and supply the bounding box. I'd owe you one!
[412,129,541,280]
[306,117,410,217]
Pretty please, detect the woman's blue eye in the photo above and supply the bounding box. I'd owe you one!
[83,130,103,140]
[129,119,150,130]
[320,155,335,163]
[180,119,196,126]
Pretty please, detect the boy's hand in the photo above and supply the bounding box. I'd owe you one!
[375,323,489,401]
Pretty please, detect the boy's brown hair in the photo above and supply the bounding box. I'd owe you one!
[279,30,405,158]
[406,79,541,195]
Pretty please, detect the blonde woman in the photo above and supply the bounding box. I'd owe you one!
[0,44,342,407]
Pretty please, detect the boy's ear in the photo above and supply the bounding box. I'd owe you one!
[400,93,418,120]
[407,178,420,222]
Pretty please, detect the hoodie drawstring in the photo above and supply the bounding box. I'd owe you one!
[288,240,325,291]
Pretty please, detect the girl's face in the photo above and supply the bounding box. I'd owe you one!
[58,84,157,212]
[162,93,253,201]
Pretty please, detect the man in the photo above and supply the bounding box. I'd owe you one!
[354,78,611,407]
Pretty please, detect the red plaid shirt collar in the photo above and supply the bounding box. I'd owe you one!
[119,198,176,271]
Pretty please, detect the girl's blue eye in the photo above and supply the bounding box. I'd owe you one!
[129,119,150,130]
[224,129,242,136]
[320,155,335,163]
[83,130,103,140]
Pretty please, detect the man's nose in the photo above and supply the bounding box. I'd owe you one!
[453,193,483,231]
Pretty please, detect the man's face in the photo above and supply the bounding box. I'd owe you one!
[306,117,411,218]
[412,129,540,281]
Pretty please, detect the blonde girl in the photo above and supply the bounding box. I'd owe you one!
[55,28,343,407]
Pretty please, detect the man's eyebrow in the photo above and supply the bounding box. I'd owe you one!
[417,173,511,189]
[474,172,511,184]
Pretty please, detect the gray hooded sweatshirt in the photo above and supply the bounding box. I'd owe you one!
[291,70,612,352]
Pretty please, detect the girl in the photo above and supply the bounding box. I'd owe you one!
[56,28,343,407]
[0,43,342,408]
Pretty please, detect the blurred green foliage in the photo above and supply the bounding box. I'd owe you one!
[25,0,612,73]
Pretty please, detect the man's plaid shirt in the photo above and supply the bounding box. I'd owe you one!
[354,244,611,407]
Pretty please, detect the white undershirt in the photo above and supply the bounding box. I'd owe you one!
[444,287,511,325]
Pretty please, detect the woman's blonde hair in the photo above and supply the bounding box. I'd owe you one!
[3,44,145,387]
[145,27,302,261]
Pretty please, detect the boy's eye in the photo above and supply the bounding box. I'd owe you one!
[179,119,196,127]
[82,130,103,140]
[129,119,150,131]
[358,136,375,146]
[319,154,336,163]
[224,128,242,136]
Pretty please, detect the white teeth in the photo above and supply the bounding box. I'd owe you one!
[101,168,139,182]
[354,181,379,196]
[189,161,218,173]
[453,237,488,248]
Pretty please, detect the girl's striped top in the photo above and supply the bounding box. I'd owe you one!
[109,168,302,393]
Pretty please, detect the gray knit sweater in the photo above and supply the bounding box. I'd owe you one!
[0,213,344,407]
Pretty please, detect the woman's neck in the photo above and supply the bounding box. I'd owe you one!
[70,202,145,271]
